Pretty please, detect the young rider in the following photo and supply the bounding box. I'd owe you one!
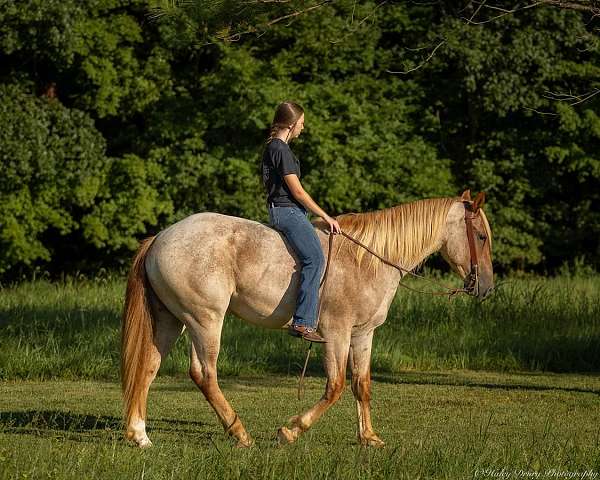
[262,101,341,343]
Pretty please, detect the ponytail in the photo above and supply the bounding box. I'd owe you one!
[266,124,283,144]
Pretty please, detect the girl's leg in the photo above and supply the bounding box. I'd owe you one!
[274,207,325,329]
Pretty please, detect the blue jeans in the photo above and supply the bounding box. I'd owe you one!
[268,204,325,329]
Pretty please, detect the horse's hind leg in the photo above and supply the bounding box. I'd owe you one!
[277,330,351,444]
[126,291,184,447]
[350,330,384,447]
[187,307,253,448]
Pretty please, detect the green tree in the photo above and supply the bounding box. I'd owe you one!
[0,84,171,275]
[0,84,106,272]
[1,0,599,277]
[143,3,454,223]
[404,7,600,269]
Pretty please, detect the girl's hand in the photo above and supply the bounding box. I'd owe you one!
[324,216,342,235]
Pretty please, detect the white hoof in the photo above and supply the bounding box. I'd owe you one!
[126,419,152,448]
[137,437,153,448]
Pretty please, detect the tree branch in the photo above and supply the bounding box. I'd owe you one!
[544,88,600,105]
[463,0,600,25]
[387,39,446,74]
[330,0,388,44]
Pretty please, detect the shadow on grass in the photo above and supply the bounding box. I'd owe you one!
[499,334,600,373]
[0,410,121,432]
[371,372,600,396]
[0,410,211,442]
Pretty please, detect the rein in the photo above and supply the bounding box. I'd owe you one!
[339,231,468,298]
[297,203,482,399]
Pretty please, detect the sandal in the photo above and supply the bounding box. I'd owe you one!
[288,324,327,343]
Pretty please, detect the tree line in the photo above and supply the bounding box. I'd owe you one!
[1,0,599,279]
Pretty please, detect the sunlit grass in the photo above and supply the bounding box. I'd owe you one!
[0,373,599,479]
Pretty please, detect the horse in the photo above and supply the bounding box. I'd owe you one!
[120,190,493,448]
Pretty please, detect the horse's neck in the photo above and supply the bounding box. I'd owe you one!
[333,197,454,279]
[402,247,440,274]
[381,207,447,273]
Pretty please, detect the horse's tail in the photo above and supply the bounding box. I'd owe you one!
[121,236,156,427]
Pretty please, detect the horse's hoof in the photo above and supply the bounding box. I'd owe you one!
[360,436,385,448]
[234,437,254,448]
[277,426,297,445]
[126,430,153,448]
[138,438,153,448]
[128,435,152,448]
[126,420,153,448]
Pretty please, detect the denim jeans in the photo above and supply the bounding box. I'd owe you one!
[268,204,325,329]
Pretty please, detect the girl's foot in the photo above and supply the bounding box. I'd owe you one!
[288,325,327,343]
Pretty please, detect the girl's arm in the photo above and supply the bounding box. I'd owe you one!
[283,174,341,234]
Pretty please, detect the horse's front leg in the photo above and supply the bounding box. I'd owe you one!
[277,331,351,444]
[350,330,385,447]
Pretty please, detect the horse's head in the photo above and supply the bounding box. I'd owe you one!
[440,190,494,300]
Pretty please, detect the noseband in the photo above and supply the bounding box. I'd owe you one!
[463,202,481,296]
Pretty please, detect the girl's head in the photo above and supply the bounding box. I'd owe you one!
[267,101,305,143]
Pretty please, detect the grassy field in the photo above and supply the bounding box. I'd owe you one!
[0,275,599,380]
[1,372,599,479]
[0,275,599,478]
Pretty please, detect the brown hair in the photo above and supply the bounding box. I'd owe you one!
[266,101,304,143]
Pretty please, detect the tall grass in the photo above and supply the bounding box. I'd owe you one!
[0,275,598,380]
[374,275,600,373]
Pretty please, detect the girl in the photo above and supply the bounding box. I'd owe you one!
[262,101,341,343]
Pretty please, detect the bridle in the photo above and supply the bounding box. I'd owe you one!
[463,201,482,297]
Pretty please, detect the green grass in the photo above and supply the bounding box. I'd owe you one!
[0,372,599,479]
[0,275,599,380]
[1,276,599,478]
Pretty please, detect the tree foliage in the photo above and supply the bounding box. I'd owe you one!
[0,83,170,274]
[0,0,598,278]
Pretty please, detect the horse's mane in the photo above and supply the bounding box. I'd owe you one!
[325,197,492,276]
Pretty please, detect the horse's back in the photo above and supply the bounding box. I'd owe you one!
[145,212,303,327]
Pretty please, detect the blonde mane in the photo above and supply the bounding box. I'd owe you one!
[331,197,472,276]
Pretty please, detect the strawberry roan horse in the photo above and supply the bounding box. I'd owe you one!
[121,190,493,448]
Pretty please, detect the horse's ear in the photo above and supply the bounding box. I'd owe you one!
[460,189,472,201]
[473,191,486,211]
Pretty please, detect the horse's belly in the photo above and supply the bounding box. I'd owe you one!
[227,291,295,329]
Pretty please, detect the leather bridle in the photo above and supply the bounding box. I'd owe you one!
[463,201,482,297]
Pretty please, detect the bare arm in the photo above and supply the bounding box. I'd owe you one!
[283,174,341,234]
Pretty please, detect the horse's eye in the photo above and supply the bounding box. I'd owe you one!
[478,233,487,241]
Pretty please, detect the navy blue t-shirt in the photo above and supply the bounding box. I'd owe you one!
[261,138,304,209]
